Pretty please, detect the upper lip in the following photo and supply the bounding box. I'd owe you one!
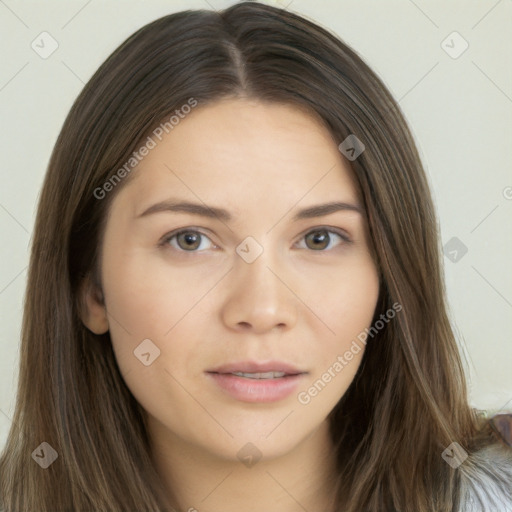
[206,360,306,375]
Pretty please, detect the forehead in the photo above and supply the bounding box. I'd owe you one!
[118,98,361,214]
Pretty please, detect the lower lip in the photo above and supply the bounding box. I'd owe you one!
[206,372,305,403]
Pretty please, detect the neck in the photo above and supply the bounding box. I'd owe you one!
[149,419,338,512]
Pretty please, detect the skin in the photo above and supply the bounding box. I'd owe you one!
[82,98,380,511]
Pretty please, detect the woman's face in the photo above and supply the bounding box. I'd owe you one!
[85,98,380,462]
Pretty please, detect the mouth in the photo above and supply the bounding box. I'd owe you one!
[205,361,308,403]
[225,371,293,379]
[206,360,306,376]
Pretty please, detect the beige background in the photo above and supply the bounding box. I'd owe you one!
[1,0,511,450]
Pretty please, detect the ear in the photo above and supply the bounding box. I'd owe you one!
[79,274,109,335]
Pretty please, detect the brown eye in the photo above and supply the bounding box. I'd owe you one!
[176,231,202,251]
[161,229,214,252]
[305,229,331,250]
[300,228,350,251]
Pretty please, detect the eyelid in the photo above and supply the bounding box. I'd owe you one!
[295,225,352,244]
[158,227,217,250]
[293,226,352,251]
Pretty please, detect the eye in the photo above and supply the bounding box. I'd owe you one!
[297,228,351,251]
[159,227,351,253]
[160,229,215,252]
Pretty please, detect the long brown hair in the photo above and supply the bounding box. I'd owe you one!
[0,2,507,510]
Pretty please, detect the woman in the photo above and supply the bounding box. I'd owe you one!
[0,2,510,511]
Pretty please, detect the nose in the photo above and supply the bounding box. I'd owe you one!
[220,247,298,334]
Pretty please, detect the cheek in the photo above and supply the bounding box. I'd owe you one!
[102,251,211,338]
[302,255,379,342]
[100,250,219,400]
[100,260,201,424]
[99,257,180,375]
[298,255,379,394]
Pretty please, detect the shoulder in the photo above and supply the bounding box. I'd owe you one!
[459,415,512,511]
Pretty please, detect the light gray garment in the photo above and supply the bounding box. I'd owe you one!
[459,442,512,511]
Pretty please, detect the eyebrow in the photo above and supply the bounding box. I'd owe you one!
[137,199,363,222]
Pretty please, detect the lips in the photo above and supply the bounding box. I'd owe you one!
[205,360,308,403]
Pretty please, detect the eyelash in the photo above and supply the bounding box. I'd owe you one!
[158,226,352,253]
